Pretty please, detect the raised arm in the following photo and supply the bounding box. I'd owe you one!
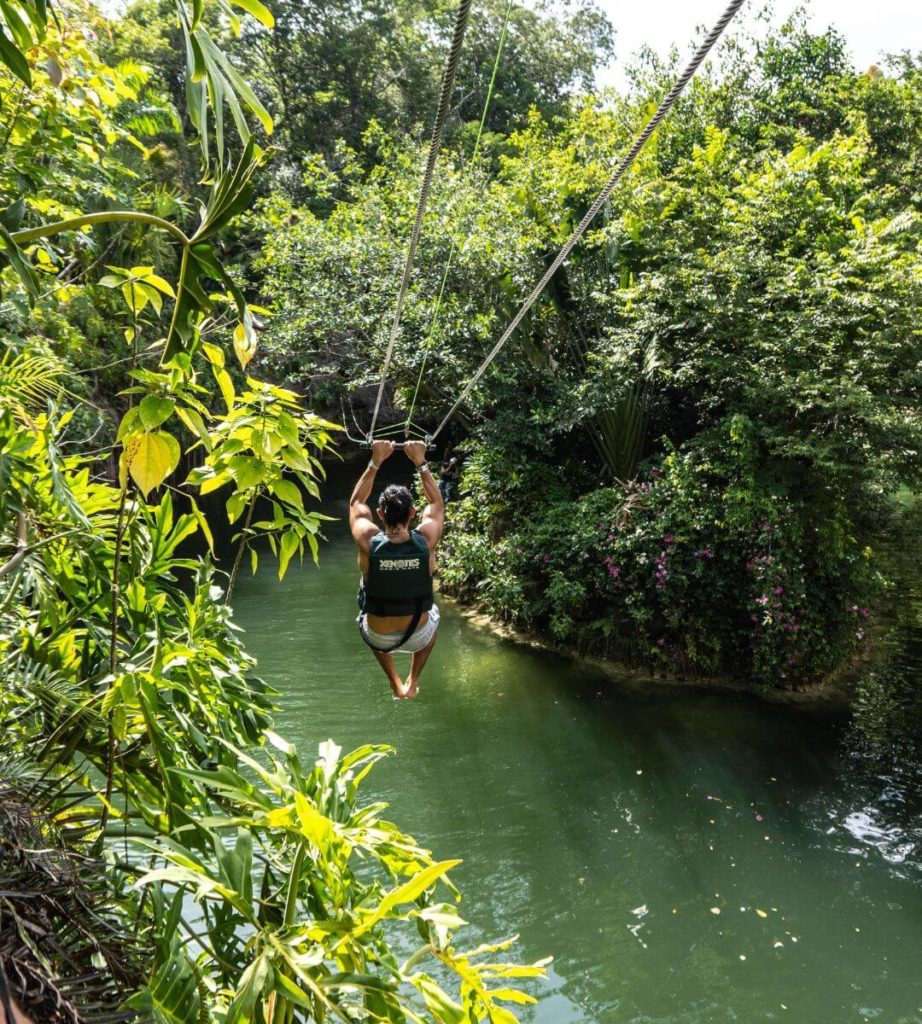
[350,440,395,551]
[404,441,444,550]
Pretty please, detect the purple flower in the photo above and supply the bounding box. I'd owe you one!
[657,638,666,647]
[859,607,869,618]
[543,554,550,564]
[774,586,784,595]
[755,596,769,606]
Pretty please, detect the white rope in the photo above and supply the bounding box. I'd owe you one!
[368,0,474,439]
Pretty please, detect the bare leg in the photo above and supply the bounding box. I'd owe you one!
[372,650,407,699]
[404,633,436,699]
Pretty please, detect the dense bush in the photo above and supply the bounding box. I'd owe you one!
[442,421,885,687]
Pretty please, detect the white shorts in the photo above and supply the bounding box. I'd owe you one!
[358,604,440,654]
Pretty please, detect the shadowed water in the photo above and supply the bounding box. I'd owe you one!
[233,481,922,1024]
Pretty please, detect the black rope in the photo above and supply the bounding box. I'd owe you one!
[368,0,475,438]
[431,0,747,440]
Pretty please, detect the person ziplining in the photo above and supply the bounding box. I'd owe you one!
[350,0,746,693]
[350,441,444,699]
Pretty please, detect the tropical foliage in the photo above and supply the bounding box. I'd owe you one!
[251,18,921,687]
[0,0,546,1019]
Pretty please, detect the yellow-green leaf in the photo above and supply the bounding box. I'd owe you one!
[188,496,215,554]
[129,431,180,497]
[230,0,274,28]
[278,530,299,580]
[215,367,235,412]
[119,434,141,489]
[357,860,462,936]
[142,272,176,297]
[293,792,334,849]
[233,320,257,369]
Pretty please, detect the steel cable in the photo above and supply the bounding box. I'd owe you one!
[403,0,515,434]
[367,0,474,439]
[430,0,746,441]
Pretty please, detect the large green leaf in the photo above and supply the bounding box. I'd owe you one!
[125,933,203,1024]
[129,431,181,497]
[0,223,39,299]
[0,20,31,83]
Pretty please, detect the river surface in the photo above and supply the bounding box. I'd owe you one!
[233,479,922,1024]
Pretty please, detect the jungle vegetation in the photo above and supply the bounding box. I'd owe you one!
[0,0,568,1018]
[252,16,921,688]
[0,0,919,1017]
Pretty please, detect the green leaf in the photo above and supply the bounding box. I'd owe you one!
[116,405,142,442]
[269,477,302,509]
[228,455,264,489]
[0,223,39,298]
[0,1,34,54]
[129,431,180,497]
[139,395,175,431]
[276,411,301,447]
[125,934,202,1024]
[0,198,25,231]
[0,23,31,85]
[278,530,299,579]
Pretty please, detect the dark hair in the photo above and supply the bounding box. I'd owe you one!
[378,484,413,527]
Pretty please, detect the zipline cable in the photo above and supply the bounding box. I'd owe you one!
[368,0,474,440]
[429,0,746,442]
[403,0,515,433]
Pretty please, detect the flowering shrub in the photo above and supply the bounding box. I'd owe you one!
[442,429,883,688]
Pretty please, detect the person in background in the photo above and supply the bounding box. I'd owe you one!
[439,455,460,503]
[349,440,444,699]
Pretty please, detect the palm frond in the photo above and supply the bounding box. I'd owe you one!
[0,350,63,415]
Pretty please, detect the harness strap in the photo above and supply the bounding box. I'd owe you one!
[359,596,425,655]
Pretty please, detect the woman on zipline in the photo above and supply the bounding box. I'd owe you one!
[350,440,444,699]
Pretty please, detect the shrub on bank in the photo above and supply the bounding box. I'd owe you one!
[441,426,883,688]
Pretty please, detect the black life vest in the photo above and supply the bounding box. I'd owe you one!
[358,530,434,617]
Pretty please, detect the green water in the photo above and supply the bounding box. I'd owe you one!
[233,485,922,1024]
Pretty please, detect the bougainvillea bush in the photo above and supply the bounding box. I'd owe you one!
[441,423,884,689]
